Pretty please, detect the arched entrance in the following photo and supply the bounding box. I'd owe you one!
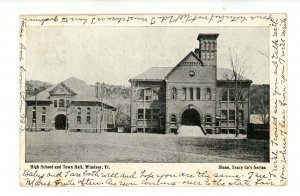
[181,109,201,126]
[55,114,68,130]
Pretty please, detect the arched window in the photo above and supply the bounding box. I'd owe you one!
[203,42,207,50]
[86,107,91,124]
[32,106,36,123]
[171,88,177,100]
[182,88,187,100]
[206,42,210,50]
[201,42,205,50]
[222,90,228,101]
[42,107,46,124]
[196,88,201,100]
[189,88,194,100]
[201,52,205,59]
[211,51,215,59]
[206,88,211,100]
[170,114,177,123]
[59,99,65,107]
[77,107,81,124]
[205,115,212,126]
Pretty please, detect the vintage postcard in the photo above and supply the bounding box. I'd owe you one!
[19,14,287,186]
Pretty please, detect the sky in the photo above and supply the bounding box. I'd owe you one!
[26,26,269,86]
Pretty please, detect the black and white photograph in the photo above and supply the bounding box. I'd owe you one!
[24,25,270,163]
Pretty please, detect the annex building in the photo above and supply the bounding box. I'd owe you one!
[26,77,117,132]
[129,33,252,134]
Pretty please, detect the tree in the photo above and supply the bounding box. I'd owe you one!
[225,49,247,137]
[251,84,270,125]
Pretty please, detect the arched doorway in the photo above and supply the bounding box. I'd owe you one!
[55,114,68,130]
[181,109,201,126]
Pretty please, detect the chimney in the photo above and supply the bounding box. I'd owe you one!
[95,82,100,98]
[197,33,219,66]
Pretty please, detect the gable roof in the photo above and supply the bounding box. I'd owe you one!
[129,67,173,81]
[26,77,115,108]
[165,51,203,79]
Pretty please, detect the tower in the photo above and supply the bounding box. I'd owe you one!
[197,33,219,66]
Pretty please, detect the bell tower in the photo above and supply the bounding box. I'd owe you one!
[197,33,219,66]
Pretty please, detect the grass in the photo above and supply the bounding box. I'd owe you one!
[25,131,269,163]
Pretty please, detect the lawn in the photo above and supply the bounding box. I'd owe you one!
[25,131,269,163]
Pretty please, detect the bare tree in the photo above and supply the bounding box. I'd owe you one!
[251,85,270,125]
[225,49,247,137]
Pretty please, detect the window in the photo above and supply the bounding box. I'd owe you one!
[203,42,207,50]
[66,100,70,106]
[170,114,177,123]
[207,42,211,50]
[77,107,81,124]
[212,42,216,50]
[32,107,36,123]
[201,52,205,59]
[87,107,91,115]
[145,109,151,120]
[171,88,177,100]
[86,107,91,124]
[205,115,212,126]
[86,116,91,124]
[222,90,228,101]
[206,88,211,100]
[138,89,144,100]
[182,88,187,100]
[229,110,235,121]
[201,42,205,50]
[42,115,46,124]
[59,99,65,107]
[41,107,46,124]
[221,110,227,121]
[229,89,235,101]
[205,52,209,60]
[211,52,215,59]
[77,116,81,124]
[138,109,144,119]
[54,100,57,107]
[189,88,194,100]
[145,88,152,101]
[153,109,159,120]
[239,110,244,122]
[153,90,159,101]
[196,88,201,100]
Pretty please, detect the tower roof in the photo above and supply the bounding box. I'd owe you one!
[197,33,219,40]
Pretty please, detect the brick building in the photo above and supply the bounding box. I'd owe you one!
[26,77,117,132]
[129,33,252,134]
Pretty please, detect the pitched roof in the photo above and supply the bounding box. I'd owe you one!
[130,67,173,81]
[130,67,251,82]
[217,68,251,81]
[26,77,115,108]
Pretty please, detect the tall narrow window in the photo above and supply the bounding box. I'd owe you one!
[59,99,65,107]
[229,89,235,101]
[212,42,216,50]
[171,87,177,100]
[229,110,235,121]
[145,109,151,120]
[32,106,36,124]
[86,107,91,124]
[145,88,152,101]
[206,88,211,100]
[222,90,228,101]
[211,51,215,59]
[77,107,81,124]
[182,88,187,100]
[203,42,207,50]
[239,110,244,122]
[138,89,144,100]
[41,107,46,124]
[201,52,205,59]
[196,88,201,100]
[138,109,144,119]
[189,88,194,100]
[54,100,57,107]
